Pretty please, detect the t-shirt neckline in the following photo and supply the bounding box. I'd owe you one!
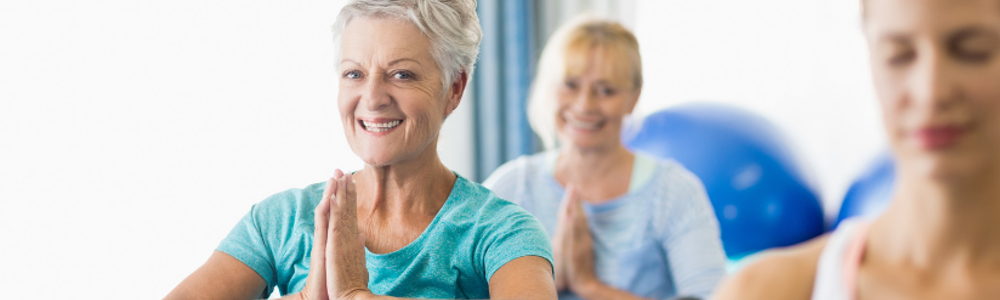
[542,150,657,214]
[362,172,463,265]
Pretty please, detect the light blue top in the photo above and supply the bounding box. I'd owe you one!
[483,151,727,300]
[218,174,554,298]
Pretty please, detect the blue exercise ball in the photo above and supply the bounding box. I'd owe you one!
[623,102,825,259]
[835,151,895,229]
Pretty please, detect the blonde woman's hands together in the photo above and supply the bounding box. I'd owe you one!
[554,185,601,294]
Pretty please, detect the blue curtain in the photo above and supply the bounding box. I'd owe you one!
[472,0,540,181]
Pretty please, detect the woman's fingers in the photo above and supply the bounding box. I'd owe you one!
[313,175,338,260]
[320,172,340,210]
[344,173,356,215]
[325,173,371,298]
[315,170,341,260]
[300,175,340,300]
[330,174,357,232]
[554,185,581,291]
[561,185,577,217]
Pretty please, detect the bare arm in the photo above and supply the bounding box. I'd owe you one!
[712,236,828,300]
[572,281,650,300]
[487,256,558,300]
[165,251,268,300]
[168,173,342,300]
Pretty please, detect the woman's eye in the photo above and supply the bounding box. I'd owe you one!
[880,43,916,67]
[887,50,916,67]
[563,80,578,90]
[344,70,362,79]
[393,71,414,80]
[597,87,617,96]
[950,31,999,63]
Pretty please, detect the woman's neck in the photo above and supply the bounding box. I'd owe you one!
[869,167,1000,272]
[354,145,456,220]
[554,144,635,202]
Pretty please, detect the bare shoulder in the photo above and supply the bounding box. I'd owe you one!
[713,235,830,300]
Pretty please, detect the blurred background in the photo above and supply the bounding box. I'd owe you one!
[0,0,881,298]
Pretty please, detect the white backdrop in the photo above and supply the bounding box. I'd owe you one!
[2,0,883,299]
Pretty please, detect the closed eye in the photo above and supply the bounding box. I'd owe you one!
[949,27,999,64]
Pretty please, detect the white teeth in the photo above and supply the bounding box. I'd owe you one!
[361,120,401,133]
[567,118,600,130]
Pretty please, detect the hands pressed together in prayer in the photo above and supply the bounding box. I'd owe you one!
[296,174,602,300]
[553,185,602,296]
[299,169,373,300]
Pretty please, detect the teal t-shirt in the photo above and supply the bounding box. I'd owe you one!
[217,174,554,298]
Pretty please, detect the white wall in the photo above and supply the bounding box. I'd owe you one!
[633,0,886,223]
[0,1,474,298]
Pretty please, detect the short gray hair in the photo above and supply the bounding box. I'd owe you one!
[332,0,482,91]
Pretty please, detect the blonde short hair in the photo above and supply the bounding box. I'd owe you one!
[528,16,643,150]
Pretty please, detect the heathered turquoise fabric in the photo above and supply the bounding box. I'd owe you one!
[217,174,553,298]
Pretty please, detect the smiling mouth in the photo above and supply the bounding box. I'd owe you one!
[566,117,604,130]
[360,119,402,133]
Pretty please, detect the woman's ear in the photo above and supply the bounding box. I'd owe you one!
[444,71,469,117]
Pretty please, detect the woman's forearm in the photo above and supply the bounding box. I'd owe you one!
[574,280,651,300]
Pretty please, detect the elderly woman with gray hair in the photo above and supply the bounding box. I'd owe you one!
[165,1,556,299]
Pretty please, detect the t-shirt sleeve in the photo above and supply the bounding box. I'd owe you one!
[216,203,279,292]
[478,201,554,281]
[658,168,728,299]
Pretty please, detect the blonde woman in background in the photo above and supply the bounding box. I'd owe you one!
[484,17,727,300]
[714,0,1000,299]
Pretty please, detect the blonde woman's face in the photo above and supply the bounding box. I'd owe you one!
[555,48,639,151]
[866,0,1000,182]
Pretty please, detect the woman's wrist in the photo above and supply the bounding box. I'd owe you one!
[572,278,606,299]
[350,290,378,300]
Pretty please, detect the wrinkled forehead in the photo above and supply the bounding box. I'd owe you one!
[864,0,1000,37]
[340,17,434,65]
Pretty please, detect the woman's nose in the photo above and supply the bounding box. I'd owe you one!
[571,88,598,111]
[362,75,392,111]
[910,53,960,110]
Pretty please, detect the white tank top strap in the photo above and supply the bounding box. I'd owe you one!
[811,218,873,300]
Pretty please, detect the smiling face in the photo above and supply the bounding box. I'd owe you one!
[338,17,462,167]
[865,0,1000,183]
[555,46,640,152]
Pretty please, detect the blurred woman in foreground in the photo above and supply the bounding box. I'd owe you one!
[715,0,1000,299]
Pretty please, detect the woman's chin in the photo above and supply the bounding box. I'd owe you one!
[355,149,401,168]
[563,138,617,152]
[913,151,991,184]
